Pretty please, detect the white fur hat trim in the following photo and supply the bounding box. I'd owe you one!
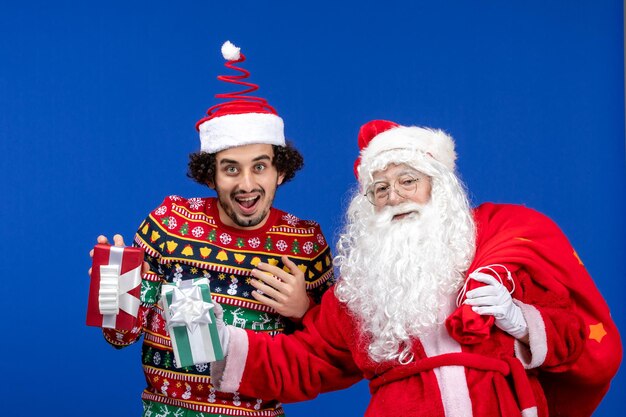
[359,125,456,174]
[198,113,285,153]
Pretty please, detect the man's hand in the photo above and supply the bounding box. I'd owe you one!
[88,234,149,276]
[464,272,529,341]
[250,255,310,320]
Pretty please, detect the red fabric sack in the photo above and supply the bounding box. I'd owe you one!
[446,203,621,417]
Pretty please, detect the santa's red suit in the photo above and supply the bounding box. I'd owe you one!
[211,204,608,417]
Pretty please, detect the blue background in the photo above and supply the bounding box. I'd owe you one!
[1,1,624,416]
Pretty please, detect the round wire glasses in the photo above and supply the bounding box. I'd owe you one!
[365,172,428,207]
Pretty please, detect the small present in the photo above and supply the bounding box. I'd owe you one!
[86,244,144,330]
[161,278,224,367]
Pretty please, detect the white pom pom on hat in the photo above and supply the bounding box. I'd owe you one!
[221,40,241,61]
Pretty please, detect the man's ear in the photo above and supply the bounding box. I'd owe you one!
[206,180,216,190]
[277,172,285,186]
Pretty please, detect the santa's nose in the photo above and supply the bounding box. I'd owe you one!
[387,189,406,206]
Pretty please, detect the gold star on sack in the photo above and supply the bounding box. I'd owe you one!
[589,322,607,343]
[573,250,584,266]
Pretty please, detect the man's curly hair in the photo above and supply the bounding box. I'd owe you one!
[187,142,304,186]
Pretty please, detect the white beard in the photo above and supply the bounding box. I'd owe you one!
[335,186,475,364]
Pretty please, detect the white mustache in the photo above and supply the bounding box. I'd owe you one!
[372,202,427,226]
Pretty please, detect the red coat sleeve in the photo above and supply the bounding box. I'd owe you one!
[513,269,586,371]
[236,290,363,403]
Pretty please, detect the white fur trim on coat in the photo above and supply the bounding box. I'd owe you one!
[419,298,473,417]
[513,300,548,369]
[522,406,539,417]
[210,326,249,393]
[198,112,285,153]
[359,126,456,176]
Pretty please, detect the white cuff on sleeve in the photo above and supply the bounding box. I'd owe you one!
[513,301,548,369]
[210,326,249,393]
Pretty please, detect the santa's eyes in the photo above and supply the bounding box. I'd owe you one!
[398,177,418,188]
[373,176,418,194]
[374,184,391,195]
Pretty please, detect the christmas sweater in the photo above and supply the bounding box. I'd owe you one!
[103,195,335,416]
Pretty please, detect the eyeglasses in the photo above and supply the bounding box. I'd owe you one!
[365,172,429,207]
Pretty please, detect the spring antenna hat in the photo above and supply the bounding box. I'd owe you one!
[195,41,285,153]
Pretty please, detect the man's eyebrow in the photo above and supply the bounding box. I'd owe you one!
[252,155,272,162]
[218,155,271,165]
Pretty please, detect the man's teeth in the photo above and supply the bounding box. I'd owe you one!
[236,196,259,209]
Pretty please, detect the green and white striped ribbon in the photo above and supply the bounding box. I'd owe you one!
[161,278,224,367]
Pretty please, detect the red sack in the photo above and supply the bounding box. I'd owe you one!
[446,203,622,416]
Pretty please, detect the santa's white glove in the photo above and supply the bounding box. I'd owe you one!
[464,272,529,340]
[213,302,230,355]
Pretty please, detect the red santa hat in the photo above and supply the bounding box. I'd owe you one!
[195,41,285,154]
[354,119,457,180]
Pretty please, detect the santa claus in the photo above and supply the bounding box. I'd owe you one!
[209,120,613,417]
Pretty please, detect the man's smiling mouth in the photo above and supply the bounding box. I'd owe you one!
[234,194,262,213]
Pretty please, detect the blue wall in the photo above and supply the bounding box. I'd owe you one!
[1,1,623,415]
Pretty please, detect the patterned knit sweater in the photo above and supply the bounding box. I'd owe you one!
[103,196,335,416]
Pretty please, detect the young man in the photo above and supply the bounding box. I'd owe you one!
[91,42,335,417]
[210,120,620,416]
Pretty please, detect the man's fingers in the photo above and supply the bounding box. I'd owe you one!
[92,235,132,279]
[250,279,283,301]
[251,290,280,311]
[88,267,92,277]
[113,234,125,247]
[254,262,292,282]
[96,234,126,246]
[251,269,284,291]
[281,255,301,277]
[255,258,303,284]
[142,261,150,274]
